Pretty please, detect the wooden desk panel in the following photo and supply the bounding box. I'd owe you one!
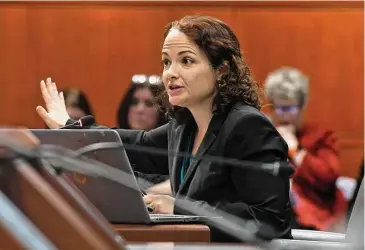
[113,224,210,243]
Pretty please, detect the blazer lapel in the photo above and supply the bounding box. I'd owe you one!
[177,113,226,194]
[169,122,187,195]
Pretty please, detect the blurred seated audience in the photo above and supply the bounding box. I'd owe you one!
[117,74,167,130]
[62,88,94,120]
[264,67,347,232]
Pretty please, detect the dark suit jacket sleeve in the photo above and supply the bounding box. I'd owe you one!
[65,118,169,176]
[174,113,291,240]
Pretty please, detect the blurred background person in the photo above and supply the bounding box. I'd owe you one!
[116,74,167,130]
[62,88,94,120]
[264,67,347,232]
[116,74,169,179]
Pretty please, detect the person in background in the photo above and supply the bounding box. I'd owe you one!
[62,88,94,120]
[264,67,347,232]
[117,75,167,130]
[116,75,170,177]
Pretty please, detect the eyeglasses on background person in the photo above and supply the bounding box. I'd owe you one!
[273,105,300,116]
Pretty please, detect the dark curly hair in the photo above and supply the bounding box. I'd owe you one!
[157,15,262,120]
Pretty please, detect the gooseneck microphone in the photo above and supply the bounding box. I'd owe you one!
[76,142,295,177]
[59,115,95,129]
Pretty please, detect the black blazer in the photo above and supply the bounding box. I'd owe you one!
[69,103,292,242]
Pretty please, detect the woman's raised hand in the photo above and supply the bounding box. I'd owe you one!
[36,77,70,129]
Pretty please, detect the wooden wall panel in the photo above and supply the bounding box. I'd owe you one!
[340,139,363,177]
[0,1,363,176]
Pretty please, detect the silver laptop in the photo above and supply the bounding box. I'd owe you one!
[31,129,213,224]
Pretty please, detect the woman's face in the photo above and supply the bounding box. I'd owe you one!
[271,98,303,127]
[127,87,159,130]
[161,29,217,108]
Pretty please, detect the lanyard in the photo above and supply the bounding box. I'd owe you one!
[180,135,194,184]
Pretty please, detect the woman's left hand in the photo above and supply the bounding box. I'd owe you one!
[147,179,172,196]
[143,195,175,214]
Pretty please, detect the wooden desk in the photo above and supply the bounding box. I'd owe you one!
[113,224,210,243]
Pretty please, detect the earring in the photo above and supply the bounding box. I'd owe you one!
[217,76,222,87]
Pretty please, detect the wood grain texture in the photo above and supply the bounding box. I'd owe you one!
[113,224,210,243]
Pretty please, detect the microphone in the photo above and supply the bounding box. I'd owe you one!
[76,142,295,177]
[60,115,95,129]
[260,161,294,177]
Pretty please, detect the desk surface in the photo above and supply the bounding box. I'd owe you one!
[127,244,263,250]
[113,224,210,243]
[126,241,354,250]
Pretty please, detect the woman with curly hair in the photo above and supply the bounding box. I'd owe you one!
[36,15,292,242]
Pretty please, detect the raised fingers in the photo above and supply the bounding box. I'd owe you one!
[40,80,52,111]
[36,106,54,128]
[46,77,59,101]
[59,91,66,107]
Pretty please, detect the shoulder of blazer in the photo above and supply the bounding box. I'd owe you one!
[225,103,271,128]
[166,118,183,138]
[166,104,270,135]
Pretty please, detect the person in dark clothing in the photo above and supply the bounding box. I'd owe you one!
[36,15,292,243]
[62,88,94,120]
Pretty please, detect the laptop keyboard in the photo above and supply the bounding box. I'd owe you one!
[150,214,194,219]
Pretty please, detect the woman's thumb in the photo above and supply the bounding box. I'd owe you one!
[36,106,53,127]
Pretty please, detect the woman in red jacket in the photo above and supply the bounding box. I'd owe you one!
[264,67,347,232]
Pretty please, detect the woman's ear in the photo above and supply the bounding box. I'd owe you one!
[216,60,229,79]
